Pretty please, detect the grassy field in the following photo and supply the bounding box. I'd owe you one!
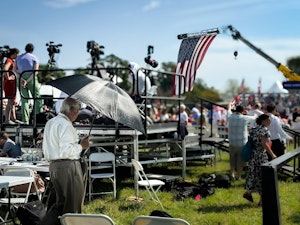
[83,152,300,225]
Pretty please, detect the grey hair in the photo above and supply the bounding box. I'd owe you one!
[60,97,81,113]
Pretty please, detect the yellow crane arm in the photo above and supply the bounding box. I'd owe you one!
[227,25,300,81]
[278,64,300,81]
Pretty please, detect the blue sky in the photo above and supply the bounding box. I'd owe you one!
[2,0,300,93]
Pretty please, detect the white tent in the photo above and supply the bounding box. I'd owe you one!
[267,80,289,94]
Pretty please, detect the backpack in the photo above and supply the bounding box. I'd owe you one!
[214,174,231,188]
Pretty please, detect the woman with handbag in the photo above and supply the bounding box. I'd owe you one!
[243,114,277,206]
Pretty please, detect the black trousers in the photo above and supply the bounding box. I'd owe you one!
[269,139,285,161]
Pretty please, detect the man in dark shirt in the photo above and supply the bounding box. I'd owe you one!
[0,131,21,158]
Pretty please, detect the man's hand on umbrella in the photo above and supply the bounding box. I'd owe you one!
[80,136,90,149]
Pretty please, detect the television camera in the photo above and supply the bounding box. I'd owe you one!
[0,45,10,67]
[87,40,104,60]
[144,45,158,68]
[46,41,62,65]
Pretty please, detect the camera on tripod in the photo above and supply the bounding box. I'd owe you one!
[46,41,62,55]
[87,41,104,59]
[144,55,158,68]
[46,41,62,64]
[144,45,158,68]
[0,45,10,62]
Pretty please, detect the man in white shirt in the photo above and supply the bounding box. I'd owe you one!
[266,103,293,160]
[39,97,89,225]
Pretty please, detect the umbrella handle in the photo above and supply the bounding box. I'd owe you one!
[88,115,96,136]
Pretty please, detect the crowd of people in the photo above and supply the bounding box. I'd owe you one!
[224,100,293,207]
[1,44,300,218]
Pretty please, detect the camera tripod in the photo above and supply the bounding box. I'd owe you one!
[47,54,56,69]
[89,54,105,78]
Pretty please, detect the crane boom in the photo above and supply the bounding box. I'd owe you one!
[227,25,300,81]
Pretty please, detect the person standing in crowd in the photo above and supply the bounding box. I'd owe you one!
[13,43,43,124]
[128,62,151,103]
[3,48,20,125]
[227,104,256,180]
[179,104,189,139]
[0,131,21,158]
[266,103,293,160]
[248,102,264,128]
[189,107,200,126]
[39,97,90,225]
[243,114,276,206]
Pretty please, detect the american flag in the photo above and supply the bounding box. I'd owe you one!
[239,78,245,94]
[258,77,262,95]
[173,34,217,95]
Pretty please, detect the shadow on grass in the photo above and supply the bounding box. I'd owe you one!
[287,213,300,224]
[196,202,257,213]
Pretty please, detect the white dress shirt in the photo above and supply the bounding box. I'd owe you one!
[43,113,82,161]
[268,113,292,141]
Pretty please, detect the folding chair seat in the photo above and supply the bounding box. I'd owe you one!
[88,152,116,201]
[132,215,190,225]
[131,159,165,210]
[60,213,115,225]
[0,168,39,222]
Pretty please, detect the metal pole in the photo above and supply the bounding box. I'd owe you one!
[261,165,281,225]
[177,28,220,40]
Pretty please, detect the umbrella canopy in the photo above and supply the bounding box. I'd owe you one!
[47,74,145,134]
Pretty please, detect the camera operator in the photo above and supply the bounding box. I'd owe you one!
[87,41,104,78]
[46,41,62,68]
[13,43,43,124]
[128,62,151,103]
[3,48,20,124]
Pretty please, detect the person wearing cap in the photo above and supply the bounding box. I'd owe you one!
[227,104,256,180]
[189,107,200,126]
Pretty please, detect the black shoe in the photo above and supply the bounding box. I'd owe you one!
[243,192,253,203]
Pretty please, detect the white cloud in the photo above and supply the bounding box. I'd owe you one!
[44,0,94,8]
[142,0,160,12]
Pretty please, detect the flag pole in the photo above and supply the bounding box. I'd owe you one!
[177,27,220,40]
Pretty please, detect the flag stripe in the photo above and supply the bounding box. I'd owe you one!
[173,34,217,95]
[187,35,216,91]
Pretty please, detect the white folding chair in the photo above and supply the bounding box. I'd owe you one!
[0,168,39,222]
[132,215,190,225]
[131,159,165,210]
[60,213,115,225]
[88,152,116,201]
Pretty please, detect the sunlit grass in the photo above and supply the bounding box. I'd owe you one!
[83,152,300,225]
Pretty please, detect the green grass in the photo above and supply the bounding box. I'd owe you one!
[83,152,300,225]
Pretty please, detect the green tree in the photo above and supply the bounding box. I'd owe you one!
[156,62,176,96]
[287,56,300,75]
[102,54,130,90]
[222,79,251,100]
[184,78,222,104]
[38,64,66,84]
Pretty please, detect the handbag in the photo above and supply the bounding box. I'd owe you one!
[241,136,253,162]
[16,200,46,225]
